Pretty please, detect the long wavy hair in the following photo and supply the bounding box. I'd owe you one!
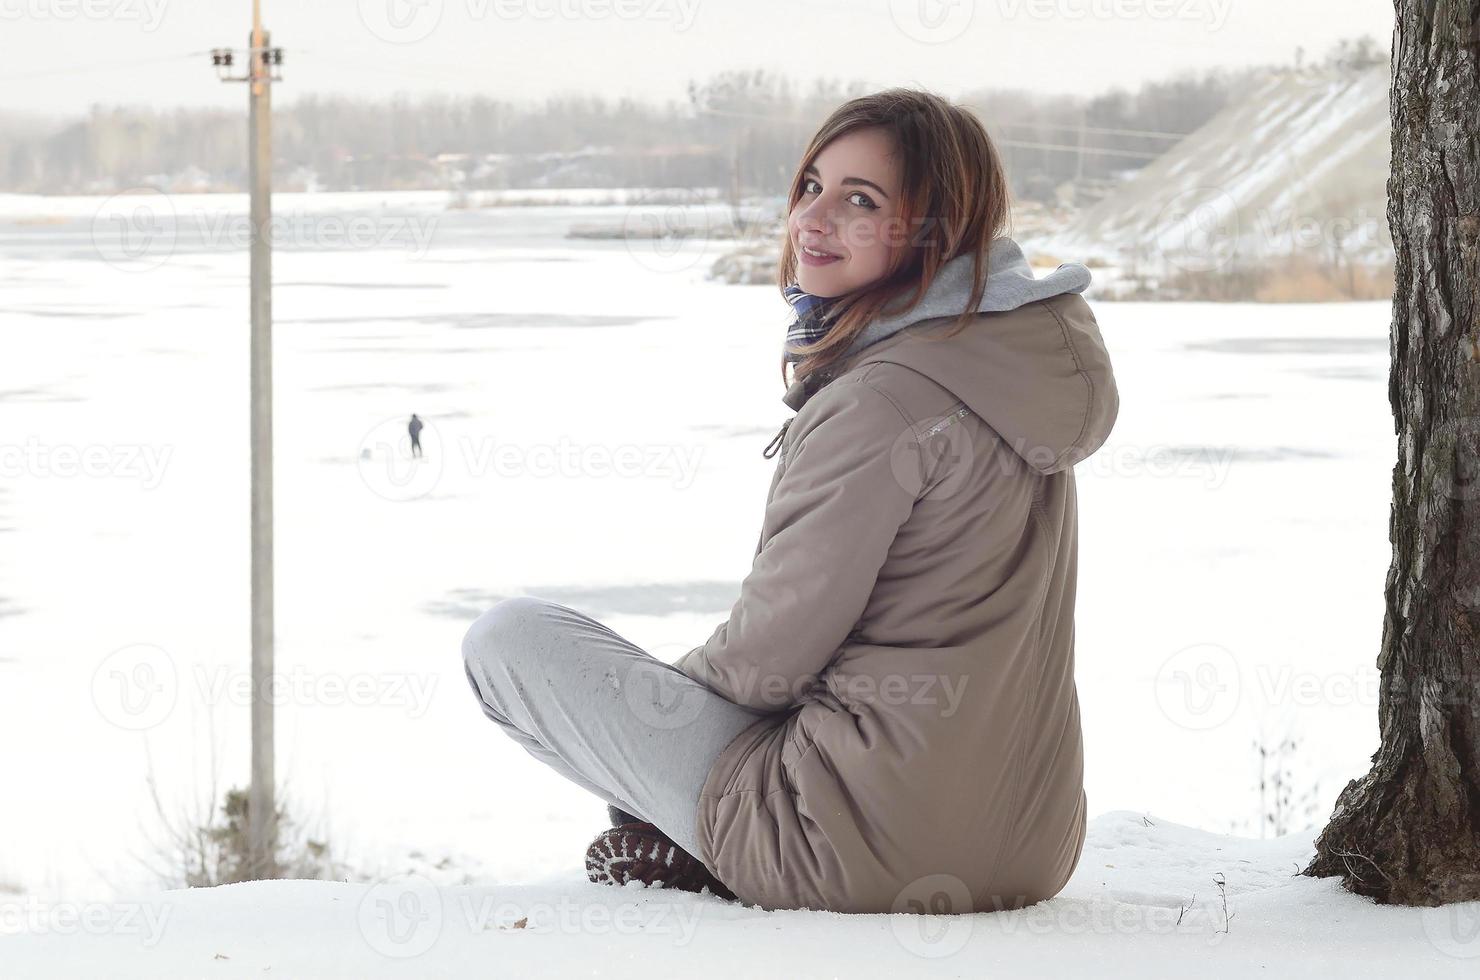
[778,88,1014,389]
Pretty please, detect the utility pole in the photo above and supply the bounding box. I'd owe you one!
[212,0,284,881]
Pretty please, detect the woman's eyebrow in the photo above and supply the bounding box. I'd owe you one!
[804,163,891,200]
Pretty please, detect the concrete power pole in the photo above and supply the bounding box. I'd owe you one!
[212,0,284,880]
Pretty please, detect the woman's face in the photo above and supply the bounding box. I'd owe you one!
[788,127,904,298]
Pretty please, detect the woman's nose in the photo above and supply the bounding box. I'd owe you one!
[796,198,836,233]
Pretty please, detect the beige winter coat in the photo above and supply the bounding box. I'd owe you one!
[674,286,1119,914]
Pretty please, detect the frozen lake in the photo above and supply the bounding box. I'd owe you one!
[0,190,1395,903]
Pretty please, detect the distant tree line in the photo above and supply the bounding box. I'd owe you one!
[0,37,1382,200]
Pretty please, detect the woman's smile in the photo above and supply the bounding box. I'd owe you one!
[799,243,843,266]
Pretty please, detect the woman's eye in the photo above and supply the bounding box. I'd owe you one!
[802,179,878,211]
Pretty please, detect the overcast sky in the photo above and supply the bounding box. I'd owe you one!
[1,0,1394,118]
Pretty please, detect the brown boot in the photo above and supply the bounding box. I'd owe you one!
[585,820,736,901]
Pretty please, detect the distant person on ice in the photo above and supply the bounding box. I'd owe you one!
[461,88,1120,913]
[408,414,423,458]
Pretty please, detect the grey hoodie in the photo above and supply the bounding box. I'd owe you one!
[776,237,1098,462]
[841,236,1092,358]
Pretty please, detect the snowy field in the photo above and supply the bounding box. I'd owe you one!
[3,190,1475,974]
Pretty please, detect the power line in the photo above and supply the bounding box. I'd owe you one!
[689,105,1189,149]
[992,120,1192,141]
[0,52,1195,153]
[293,49,479,85]
[690,106,815,123]
[0,50,213,82]
[688,106,1173,160]
[994,138,1168,161]
[0,51,1184,165]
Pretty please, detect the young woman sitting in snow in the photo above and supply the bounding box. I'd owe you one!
[461,87,1119,914]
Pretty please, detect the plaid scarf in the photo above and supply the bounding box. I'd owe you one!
[782,283,845,363]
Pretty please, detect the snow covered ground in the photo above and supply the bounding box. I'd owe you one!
[9,810,1479,977]
[4,189,1474,973]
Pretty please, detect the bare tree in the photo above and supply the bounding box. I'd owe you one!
[1303,0,1480,905]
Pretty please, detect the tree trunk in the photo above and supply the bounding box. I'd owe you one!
[1303,0,1480,905]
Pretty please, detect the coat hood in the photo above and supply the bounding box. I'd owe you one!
[780,237,1118,475]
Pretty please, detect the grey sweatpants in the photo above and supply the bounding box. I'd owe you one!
[460,595,771,857]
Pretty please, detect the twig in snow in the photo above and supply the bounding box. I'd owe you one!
[1333,847,1393,885]
[1212,872,1234,933]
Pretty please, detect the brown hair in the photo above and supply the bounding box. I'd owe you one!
[778,87,1013,389]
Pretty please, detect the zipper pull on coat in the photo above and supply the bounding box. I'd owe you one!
[762,418,793,459]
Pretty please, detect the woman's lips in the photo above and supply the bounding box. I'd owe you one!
[799,244,842,266]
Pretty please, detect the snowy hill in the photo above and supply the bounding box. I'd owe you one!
[1028,66,1391,276]
[6,811,1478,978]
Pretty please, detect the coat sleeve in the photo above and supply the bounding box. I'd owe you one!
[673,379,919,711]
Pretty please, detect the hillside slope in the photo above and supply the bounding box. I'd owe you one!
[1029,66,1391,276]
